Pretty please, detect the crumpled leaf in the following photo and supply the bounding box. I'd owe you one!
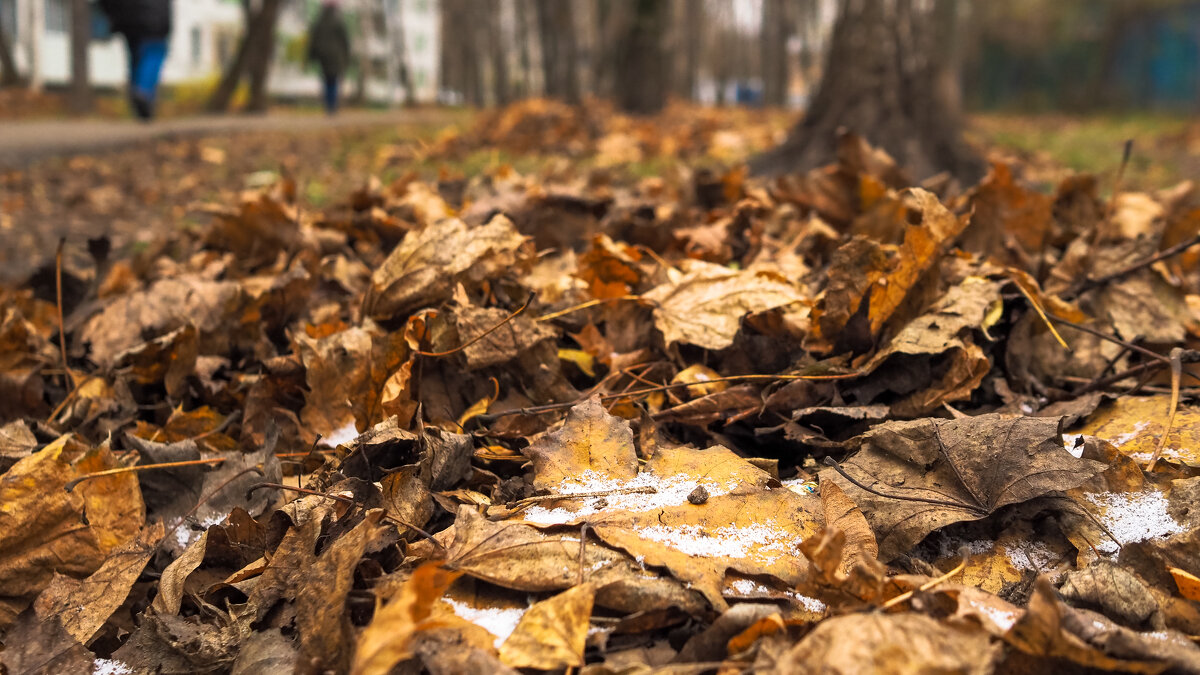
[78,275,242,369]
[823,414,1106,561]
[0,436,142,628]
[643,260,803,350]
[33,521,165,644]
[365,215,530,320]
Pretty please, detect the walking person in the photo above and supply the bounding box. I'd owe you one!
[307,0,351,115]
[98,0,172,120]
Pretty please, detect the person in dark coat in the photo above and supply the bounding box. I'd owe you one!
[98,0,172,120]
[307,0,351,115]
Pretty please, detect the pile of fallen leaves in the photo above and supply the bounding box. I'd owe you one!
[2,108,1200,674]
[427,98,783,166]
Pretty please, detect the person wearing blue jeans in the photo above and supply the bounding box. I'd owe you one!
[98,0,172,120]
[307,1,350,115]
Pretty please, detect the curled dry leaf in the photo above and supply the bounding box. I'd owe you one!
[364,215,529,321]
[642,259,803,350]
[352,563,464,675]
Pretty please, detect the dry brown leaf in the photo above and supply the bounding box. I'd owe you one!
[0,436,141,628]
[779,612,1001,674]
[1076,396,1200,467]
[498,583,595,670]
[352,563,464,675]
[365,215,529,320]
[823,414,1106,561]
[34,521,165,644]
[643,259,803,350]
[522,396,639,491]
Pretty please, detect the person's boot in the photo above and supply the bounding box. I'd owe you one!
[131,91,154,121]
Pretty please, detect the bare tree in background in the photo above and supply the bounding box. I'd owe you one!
[752,0,983,182]
[675,0,701,100]
[441,0,483,104]
[484,0,510,105]
[535,0,579,103]
[384,0,415,106]
[513,0,534,97]
[0,16,23,86]
[760,0,788,106]
[208,0,285,113]
[68,0,92,113]
[612,0,669,114]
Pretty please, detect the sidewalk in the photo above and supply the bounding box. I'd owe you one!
[0,108,445,169]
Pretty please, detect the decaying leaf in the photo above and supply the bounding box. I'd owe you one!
[823,414,1106,560]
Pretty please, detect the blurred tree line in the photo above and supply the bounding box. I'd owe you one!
[434,0,1200,115]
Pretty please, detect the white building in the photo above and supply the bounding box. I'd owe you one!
[0,0,439,103]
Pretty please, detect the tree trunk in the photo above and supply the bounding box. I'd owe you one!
[535,0,579,102]
[390,0,415,105]
[760,0,787,107]
[677,0,700,100]
[514,0,533,97]
[244,0,282,113]
[750,0,984,182]
[0,18,24,87]
[208,0,283,114]
[613,0,668,114]
[68,0,92,114]
[488,4,510,106]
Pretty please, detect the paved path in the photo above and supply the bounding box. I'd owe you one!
[0,108,446,168]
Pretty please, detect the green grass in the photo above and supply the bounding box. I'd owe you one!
[969,112,1194,190]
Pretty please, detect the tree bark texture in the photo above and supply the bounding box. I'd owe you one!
[207,0,283,113]
[750,0,984,182]
[69,0,92,113]
[761,0,788,106]
[676,0,700,100]
[613,0,669,114]
[0,23,19,86]
[535,0,579,103]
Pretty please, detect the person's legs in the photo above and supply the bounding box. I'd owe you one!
[322,71,340,115]
[131,38,168,119]
[124,35,143,115]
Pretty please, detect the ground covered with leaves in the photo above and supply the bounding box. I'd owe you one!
[2,99,1200,674]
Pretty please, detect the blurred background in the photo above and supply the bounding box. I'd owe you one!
[4,0,1200,278]
[1,0,1198,115]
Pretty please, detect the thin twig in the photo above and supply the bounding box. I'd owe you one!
[578,523,589,586]
[416,293,535,358]
[1147,347,1183,472]
[162,466,265,549]
[1067,232,1200,299]
[880,552,968,610]
[1069,359,1166,397]
[477,370,864,421]
[65,457,227,491]
[822,457,987,515]
[247,482,355,504]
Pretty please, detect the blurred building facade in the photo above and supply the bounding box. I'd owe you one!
[0,0,439,103]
